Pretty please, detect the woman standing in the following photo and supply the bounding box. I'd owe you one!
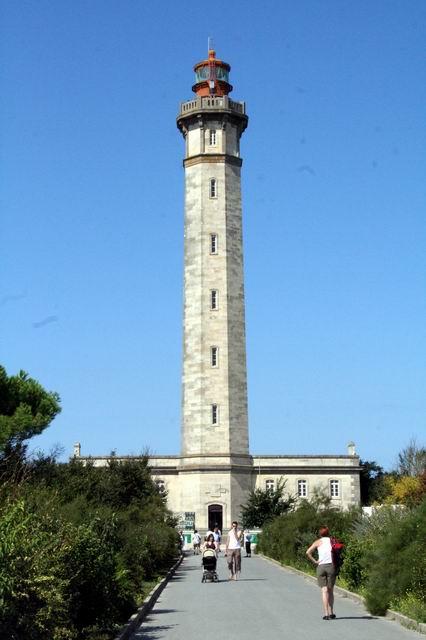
[306,526,336,620]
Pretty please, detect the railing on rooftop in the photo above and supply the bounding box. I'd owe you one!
[179,96,246,116]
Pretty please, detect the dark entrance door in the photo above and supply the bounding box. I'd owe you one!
[208,504,223,532]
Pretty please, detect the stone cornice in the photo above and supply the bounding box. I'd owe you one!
[252,467,363,474]
[178,465,254,474]
[184,154,242,168]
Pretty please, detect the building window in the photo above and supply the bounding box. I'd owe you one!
[209,129,217,145]
[209,178,217,198]
[211,346,218,367]
[155,479,166,494]
[211,289,218,310]
[210,233,218,254]
[297,479,307,498]
[330,479,340,498]
[212,404,219,425]
[266,479,274,492]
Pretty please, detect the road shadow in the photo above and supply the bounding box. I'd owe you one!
[149,609,178,615]
[237,578,267,581]
[133,623,176,639]
[333,616,376,620]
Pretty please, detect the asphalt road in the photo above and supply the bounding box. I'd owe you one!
[130,551,422,640]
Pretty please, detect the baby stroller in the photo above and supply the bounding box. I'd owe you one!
[201,548,218,582]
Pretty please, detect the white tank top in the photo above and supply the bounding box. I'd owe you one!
[227,528,242,550]
[318,537,332,565]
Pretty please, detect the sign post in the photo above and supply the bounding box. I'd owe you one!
[176,512,196,544]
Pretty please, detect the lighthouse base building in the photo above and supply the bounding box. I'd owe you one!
[74,447,361,532]
[74,49,361,531]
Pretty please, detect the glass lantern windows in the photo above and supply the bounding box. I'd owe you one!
[195,65,229,84]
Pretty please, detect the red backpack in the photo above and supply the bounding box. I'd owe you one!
[330,537,345,574]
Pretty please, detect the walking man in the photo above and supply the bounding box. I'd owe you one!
[225,521,243,580]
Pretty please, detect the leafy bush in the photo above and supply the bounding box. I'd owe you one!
[391,592,426,624]
[0,497,136,640]
[364,500,426,616]
[0,453,179,639]
[0,498,73,639]
[338,535,371,591]
[258,493,359,571]
[60,517,135,633]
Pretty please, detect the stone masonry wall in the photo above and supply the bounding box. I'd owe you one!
[181,118,249,458]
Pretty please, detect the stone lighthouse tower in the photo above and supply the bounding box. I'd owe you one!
[74,48,362,525]
[177,48,253,529]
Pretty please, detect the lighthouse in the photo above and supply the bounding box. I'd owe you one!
[77,50,361,531]
[177,48,253,529]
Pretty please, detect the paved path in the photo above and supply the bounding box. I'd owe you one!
[130,552,422,640]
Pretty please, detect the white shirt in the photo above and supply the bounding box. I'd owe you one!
[318,537,332,565]
[193,533,201,544]
[227,527,242,550]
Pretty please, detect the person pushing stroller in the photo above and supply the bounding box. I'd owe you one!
[201,533,219,582]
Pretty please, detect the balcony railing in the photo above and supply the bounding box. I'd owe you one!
[179,96,246,116]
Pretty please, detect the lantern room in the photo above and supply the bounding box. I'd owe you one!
[192,49,233,97]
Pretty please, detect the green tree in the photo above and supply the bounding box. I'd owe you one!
[359,459,386,505]
[241,478,295,528]
[383,473,426,508]
[0,366,61,453]
[396,438,426,477]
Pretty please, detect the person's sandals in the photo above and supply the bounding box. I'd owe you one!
[329,614,336,619]
[322,616,330,620]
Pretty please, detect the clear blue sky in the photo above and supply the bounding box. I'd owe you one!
[1,1,425,470]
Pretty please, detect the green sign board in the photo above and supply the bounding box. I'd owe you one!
[176,511,195,530]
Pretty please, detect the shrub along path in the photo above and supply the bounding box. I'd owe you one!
[130,552,420,640]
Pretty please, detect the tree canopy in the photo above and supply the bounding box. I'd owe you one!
[241,478,295,528]
[359,459,386,505]
[0,365,61,452]
[396,438,426,477]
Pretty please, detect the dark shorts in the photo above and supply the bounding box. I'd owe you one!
[317,563,336,588]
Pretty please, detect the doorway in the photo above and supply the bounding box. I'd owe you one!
[208,504,223,532]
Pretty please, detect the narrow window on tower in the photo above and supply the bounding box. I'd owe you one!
[297,479,307,498]
[210,233,218,254]
[210,289,218,310]
[155,479,166,495]
[211,346,218,367]
[211,403,219,425]
[209,178,217,198]
[209,129,217,146]
[330,479,340,498]
[266,479,275,492]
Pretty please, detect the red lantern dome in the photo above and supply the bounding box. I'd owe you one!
[192,48,232,97]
